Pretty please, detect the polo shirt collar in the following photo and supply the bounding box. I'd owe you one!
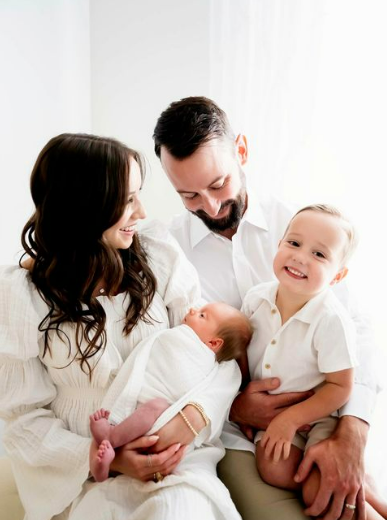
[259,281,330,325]
[188,187,268,249]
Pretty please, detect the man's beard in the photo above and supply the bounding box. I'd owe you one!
[191,189,246,232]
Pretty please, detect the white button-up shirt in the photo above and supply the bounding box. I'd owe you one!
[169,191,380,424]
[243,281,358,394]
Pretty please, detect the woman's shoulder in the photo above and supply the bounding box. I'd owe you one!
[0,264,31,292]
[138,219,200,307]
[0,265,48,354]
[139,219,182,255]
[139,220,192,273]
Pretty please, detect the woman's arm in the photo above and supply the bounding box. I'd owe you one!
[0,355,92,520]
[147,360,242,454]
[0,267,93,519]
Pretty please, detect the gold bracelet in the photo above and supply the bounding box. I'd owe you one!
[187,401,210,427]
[179,410,199,436]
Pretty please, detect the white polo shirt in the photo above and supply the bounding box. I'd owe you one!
[169,191,380,423]
[243,281,358,393]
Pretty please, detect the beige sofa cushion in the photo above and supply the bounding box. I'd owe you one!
[0,457,24,520]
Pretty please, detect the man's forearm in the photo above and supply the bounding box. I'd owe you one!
[335,414,369,449]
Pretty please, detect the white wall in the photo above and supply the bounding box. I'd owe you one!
[0,0,91,265]
[0,0,91,455]
[90,0,211,222]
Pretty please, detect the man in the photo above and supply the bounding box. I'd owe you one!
[153,96,379,520]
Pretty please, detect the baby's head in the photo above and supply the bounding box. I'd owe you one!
[274,204,358,298]
[183,302,253,362]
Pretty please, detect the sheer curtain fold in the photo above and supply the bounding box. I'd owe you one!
[209,0,387,495]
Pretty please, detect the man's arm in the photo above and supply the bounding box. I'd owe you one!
[292,299,374,520]
[229,377,313,430]
[295,415,368,520]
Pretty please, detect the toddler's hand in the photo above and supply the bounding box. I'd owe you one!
[260,414,296,462]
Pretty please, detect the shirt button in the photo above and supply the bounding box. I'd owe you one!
[271,309,277,314]
[271,339,277,345]
[265,363,271,369]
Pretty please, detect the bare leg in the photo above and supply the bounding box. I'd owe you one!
[366,504,387,520]
[109,398,169,447]
[90,398,170,449]
[89,439,115,482]
[365,474,387,519]
[255,442,303,491]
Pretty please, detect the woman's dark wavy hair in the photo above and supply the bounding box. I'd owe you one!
[21,133,156,377]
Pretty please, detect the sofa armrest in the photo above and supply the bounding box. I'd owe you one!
[0,457,24,520]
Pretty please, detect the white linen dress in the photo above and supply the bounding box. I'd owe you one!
[0,226,241,520]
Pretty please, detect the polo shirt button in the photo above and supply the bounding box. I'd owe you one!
[271,309,277,314]
[265,363,271,369]
[271,339,276,345]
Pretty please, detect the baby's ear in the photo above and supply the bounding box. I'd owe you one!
[208,337,224,354]
[330,267,348,286]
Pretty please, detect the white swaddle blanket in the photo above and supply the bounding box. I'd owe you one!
[103,324,219,428]
[68,324,242,520]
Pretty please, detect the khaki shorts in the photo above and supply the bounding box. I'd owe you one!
[254,416,338,451]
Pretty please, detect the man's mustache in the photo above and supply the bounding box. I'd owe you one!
[194,199,233,218]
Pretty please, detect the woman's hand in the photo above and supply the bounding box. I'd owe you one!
[110,435,186,482]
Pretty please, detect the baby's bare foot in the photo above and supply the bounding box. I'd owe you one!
[90,440,115,482]
[90,409,112,445]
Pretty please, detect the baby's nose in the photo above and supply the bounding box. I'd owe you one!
[189,308,196,315]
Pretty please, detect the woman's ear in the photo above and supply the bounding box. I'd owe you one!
[207,337,224,354]
[330,267,348,286]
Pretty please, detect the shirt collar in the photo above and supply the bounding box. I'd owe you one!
[189,212,213,248]
[259,281,330,325]
[188,186,269,249]
[242,187,269,231]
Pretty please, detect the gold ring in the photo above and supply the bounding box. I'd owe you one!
[345,503,356,511]
[147,454,153,468]
[153,471,164,483]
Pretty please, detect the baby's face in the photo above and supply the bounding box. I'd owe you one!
[274,210,348,298]
[183,302,231,345]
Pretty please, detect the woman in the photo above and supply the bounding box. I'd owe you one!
[0,134,241,520]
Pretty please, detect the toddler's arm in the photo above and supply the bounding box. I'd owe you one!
[261,368,354,462]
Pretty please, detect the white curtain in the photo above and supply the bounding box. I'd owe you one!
[209,0,387,495]
[0,0,91,455]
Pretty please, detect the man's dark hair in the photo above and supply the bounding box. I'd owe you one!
[153,96,235,159]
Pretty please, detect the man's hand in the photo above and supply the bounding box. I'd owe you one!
[230,378,313,430]
[295,416,368,520]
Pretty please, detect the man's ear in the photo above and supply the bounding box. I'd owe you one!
[208,337,224,354]
[330,267,348,286]
[235,134,248,165]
